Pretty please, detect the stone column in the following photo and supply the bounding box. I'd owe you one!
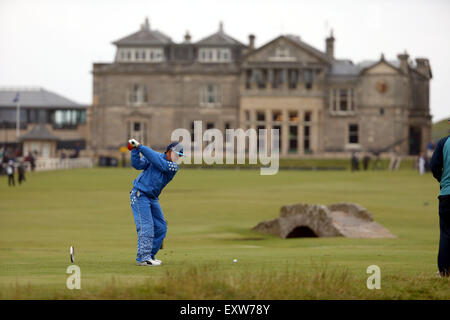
[268,69,274,89]
[282,110,289,156]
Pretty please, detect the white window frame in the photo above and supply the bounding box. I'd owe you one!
[198,48,232,63]
[128,121,146,145]
[199,84,221,107]
[117,47,164,63]
[329,88,356,116]
[127,84,148,106]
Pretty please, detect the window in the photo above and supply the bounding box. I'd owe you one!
[246,69,252,89]
[254,69,267,89]
[288,69,298,89]
[200,84,221,107]
[276,47,289,58]
[127,84,148,106]
[304,111,312,153]
[244,110,250,122]
[256,111,265,122]
[289,125,298,153]
[270,47,295,61]
[349,124,359,144]
[304,126,311,153]
[128,121,145,145]
[273,125,282,150]
[0,109,26,128]
[147,48,164,62]
[273,69,284,88]
[198,48,232,63]
[289,111,299,122]
[118,48,164,62]
[272,111,282,122]
[53,110,86,129]
[330,88,355,114]
[303,69,313,89]
[380,108,385,115]
[304,111,311,123]
[206,122,214,130]
[339,89,348,111]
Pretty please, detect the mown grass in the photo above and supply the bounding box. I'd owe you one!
[0,167,447,299]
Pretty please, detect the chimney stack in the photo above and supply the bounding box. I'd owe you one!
[415,58,432,78]
[141,17,150,31]
[249,34,255,50]
[397,50,409,74]
[184,31,191,43]
[325,29,335,59]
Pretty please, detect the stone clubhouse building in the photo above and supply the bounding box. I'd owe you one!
[90,18,432,159]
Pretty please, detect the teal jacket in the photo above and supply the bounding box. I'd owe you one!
[431,136,450,196]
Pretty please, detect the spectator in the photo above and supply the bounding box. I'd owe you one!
[18,161,26,185]
[6,160,15,186]
[418,153,425,175]
[351,152,360,171]
[28,152,36,171]
[363,153,371,171]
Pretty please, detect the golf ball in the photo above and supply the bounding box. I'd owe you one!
[233,259,237,263]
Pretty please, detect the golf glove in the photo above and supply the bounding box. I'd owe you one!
[127,138,141,151]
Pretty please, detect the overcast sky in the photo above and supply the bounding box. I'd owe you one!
[1,0,449,121]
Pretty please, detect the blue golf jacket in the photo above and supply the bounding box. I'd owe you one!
[131,145,179,199]
[431,135,450,196]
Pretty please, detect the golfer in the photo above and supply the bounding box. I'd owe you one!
[431,124,450,277]
[127,139,183,266]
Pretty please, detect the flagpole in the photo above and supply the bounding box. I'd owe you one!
[16,100,20,139]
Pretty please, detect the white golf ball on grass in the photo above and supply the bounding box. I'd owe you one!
[233,259,238,263]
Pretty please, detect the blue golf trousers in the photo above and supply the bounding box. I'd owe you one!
[130,188,167,262]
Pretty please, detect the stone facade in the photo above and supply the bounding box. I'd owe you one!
[90,19,432,159]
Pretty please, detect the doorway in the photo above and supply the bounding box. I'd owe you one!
[408,126,422,155]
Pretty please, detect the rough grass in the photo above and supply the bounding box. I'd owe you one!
[2,263,448,300]
[0,167,447,299]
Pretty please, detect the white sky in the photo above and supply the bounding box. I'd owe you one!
[0,0,449,121]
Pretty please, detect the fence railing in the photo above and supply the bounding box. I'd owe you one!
[35,157,93,171]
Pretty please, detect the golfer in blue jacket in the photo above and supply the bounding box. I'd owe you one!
[128,139,183,266]
[431,124,450,277]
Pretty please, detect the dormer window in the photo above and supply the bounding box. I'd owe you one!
[116,47,164,63]
[198,48,232,63]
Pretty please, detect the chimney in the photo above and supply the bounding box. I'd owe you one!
[415,58,432,78]
[325,29,335,59]
[397,50,409,74]
[141,17,150,31]
[184,30,191,43]
[249,34,255,50]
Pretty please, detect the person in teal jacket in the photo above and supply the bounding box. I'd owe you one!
[431,127,450,277]
[128,139,184,266]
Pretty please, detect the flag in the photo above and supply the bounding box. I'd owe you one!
[12,92,20,103]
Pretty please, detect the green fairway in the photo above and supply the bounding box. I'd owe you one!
[0,167,448,299]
